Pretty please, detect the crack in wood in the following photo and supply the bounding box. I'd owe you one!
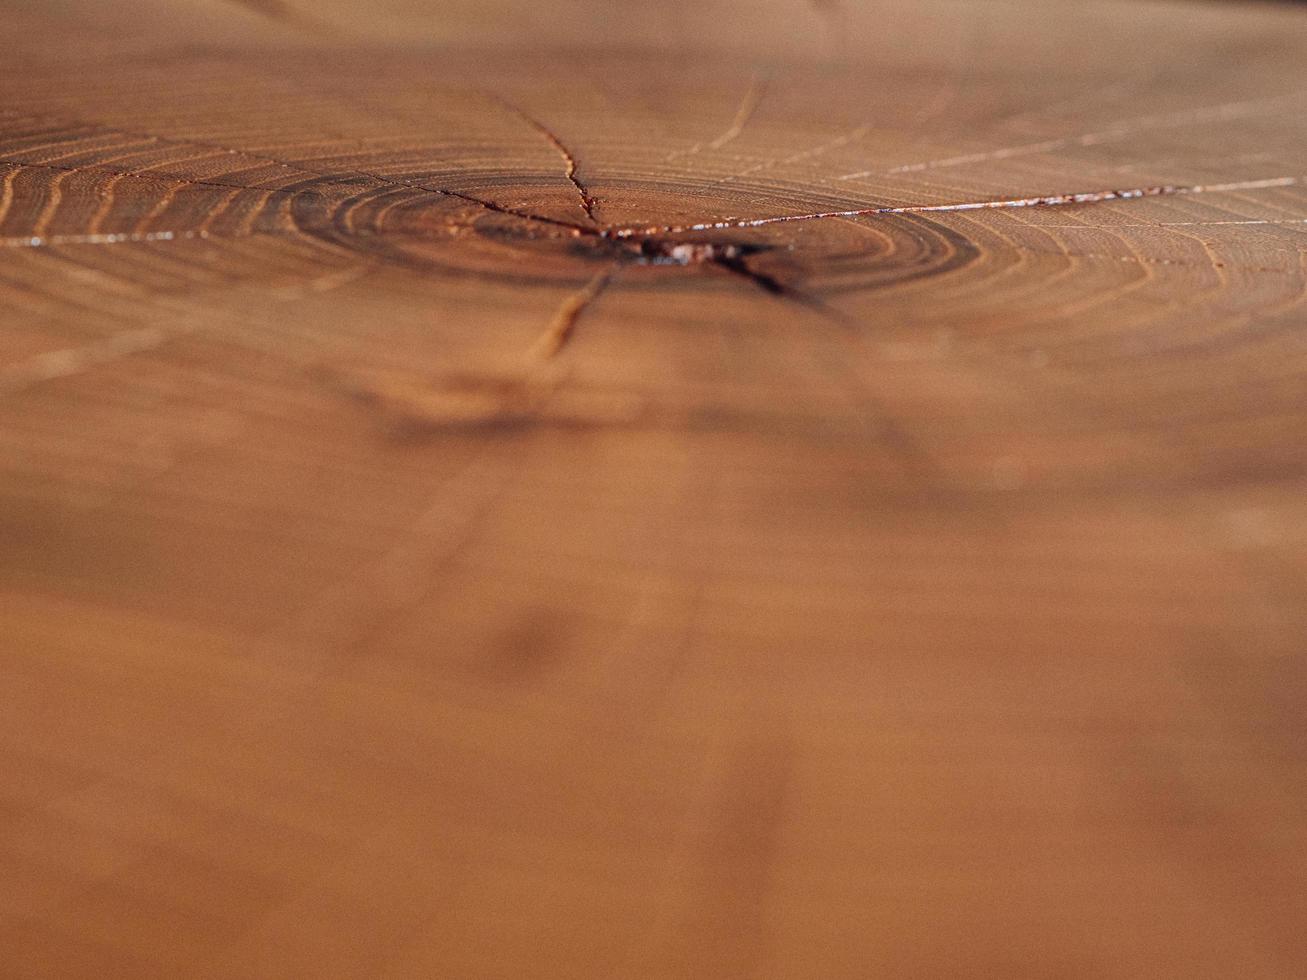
[703,249,943,481]
[0,109,596,236]
[483,91,601,224]
[7,8,1307,970]
[9,101,1297,259]
[605,178,1302,238]
[526,266,618,361]
[713,254,855,329]
[5,102,1302,340]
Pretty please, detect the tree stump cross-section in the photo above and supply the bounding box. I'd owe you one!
[2,0,1307,976]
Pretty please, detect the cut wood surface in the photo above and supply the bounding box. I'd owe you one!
[2,0,1307,976]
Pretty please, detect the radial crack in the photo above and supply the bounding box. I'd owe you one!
[709,249,861,333]
[485,92,601,224]
[526,266,617,361]
[712,253,790,297]
[606,177,1302,237]
[712,252,936,479]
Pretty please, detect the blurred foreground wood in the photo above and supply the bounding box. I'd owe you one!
[2,0,1306,976]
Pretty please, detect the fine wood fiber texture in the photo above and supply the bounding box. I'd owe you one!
[2,0,1306,976]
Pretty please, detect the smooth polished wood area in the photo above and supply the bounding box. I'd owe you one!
[2,0,1306,976]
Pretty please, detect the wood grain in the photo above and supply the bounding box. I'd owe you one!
[2,0,1306,976]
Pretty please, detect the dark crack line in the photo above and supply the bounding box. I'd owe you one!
[713,253,938,481]
[7,109,1301,307]
[138,59,605,235]
[221,153,596,234]
[421,183,594,234]
[711,253,859,332]
[17,109,1292,249]
[712,254,791,298]
[484,91,601,225]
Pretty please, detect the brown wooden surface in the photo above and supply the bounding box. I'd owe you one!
[3,0,1307,976]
